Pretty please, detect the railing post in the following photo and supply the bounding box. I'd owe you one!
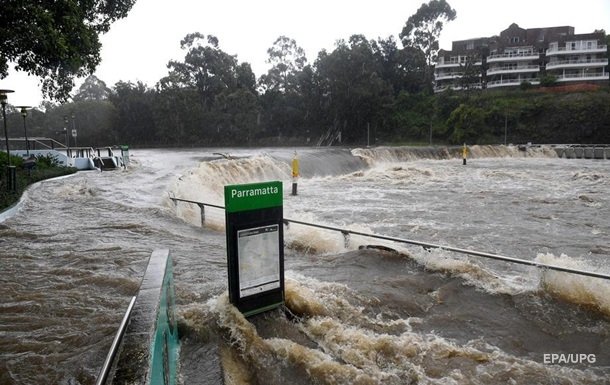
[197,203,205,226]
[341,230,350,248]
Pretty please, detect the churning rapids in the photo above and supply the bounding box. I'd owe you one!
[1,146,609,384]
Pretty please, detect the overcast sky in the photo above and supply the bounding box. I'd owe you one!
[2,0,609,106]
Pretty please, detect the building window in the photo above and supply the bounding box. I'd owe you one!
[512,37,520,43]
[467,42,474,50]
[570,42,577,50]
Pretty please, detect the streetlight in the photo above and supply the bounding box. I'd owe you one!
[64,115,70,148]
[1,89,17,192]
[1,89,15,166]
[71,113,77,147]
[15,106,31,156]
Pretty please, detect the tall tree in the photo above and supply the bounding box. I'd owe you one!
[315,35,392,144]
[73,75,111,101]
[0,0,136,101]
[260,36,307,93]
[399,0,456,90]
[109,81,156,144]
[166,33,239,111]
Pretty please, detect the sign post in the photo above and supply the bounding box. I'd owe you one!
[224,181,284,316]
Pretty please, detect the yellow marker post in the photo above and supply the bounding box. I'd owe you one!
[462,143,468,165]
[291,152,299,196]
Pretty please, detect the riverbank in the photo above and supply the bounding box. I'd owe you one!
[0,153,77,211]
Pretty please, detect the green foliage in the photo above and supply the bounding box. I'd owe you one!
[73,76,112,101]
[35,154,61,169]
[0,152,22,168]
[166,33,240,111]
[0,0,136,101]
[446,103,486,144]
[259,36,308,93]
[0,154,76,210]
[399,0,457,64]
[539,74,558,87]
[3,0,608,147]
[399,0,457,91]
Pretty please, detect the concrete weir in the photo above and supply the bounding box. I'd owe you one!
[100,249,179,385]
[553,145,609,160]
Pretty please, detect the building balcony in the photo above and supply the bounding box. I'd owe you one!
[546,45,607,56]
[435,61,483,69]
[487,77,540,88]
[435,62,461,69]
[555,71,609,82]
[486,52,540,63]
[435,72,463,80]
[435,72,483,81]
[546,58,608,70]
[434,82,483,93]
[487,65,540,76]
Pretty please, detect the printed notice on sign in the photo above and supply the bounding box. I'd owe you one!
[237,224,280,298]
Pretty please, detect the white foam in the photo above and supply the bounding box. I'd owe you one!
[536,253,610,316]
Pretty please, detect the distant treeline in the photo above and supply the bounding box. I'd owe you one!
[2,1,609,147]
[6,75,609,148]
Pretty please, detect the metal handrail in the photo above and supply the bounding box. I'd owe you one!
[168,195,224,210]
[95,296,137,385]
[168,197,610,281]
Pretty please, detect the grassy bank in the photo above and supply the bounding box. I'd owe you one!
[0,153,77,211]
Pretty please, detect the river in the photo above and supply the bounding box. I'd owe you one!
[0,146,608,384]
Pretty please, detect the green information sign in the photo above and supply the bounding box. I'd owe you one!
[224,181,282,213]
[225,181,284,317]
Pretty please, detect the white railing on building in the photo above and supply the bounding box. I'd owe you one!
[435,72,465,80]
[487,65,540,75]
[487,52,540,62]
[435,61,483,69]
[434,82,483,92]
[546,58,609,69]
[546,45,607,55]
[556,72,609,81]
[435,62,461,68]
[487,78,540,88]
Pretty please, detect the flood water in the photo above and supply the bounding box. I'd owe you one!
[0,145,609,384]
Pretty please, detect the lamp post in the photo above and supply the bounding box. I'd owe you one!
[64,115,70,149]
[1,89,16,192]
[16,106,32,156]
[504,111,508,146]
[71,113,77,147]
[1,89,15,165]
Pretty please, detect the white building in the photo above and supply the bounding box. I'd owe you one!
[434,24,609,92]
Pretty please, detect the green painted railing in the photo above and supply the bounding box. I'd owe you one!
[97,249,179,385]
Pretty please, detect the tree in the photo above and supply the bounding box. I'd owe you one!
[539,74,558,87]
[314,35,393,144]
[109,81,156,144]
[73,75,112,101]
[0,0,136,101]
[236,63,257,93]
[216,89,260,145]
[446,103,486,144]
[399,0,456,90]
[166,33,239,111]
[260,36,308,93]
[456,55,482,91]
